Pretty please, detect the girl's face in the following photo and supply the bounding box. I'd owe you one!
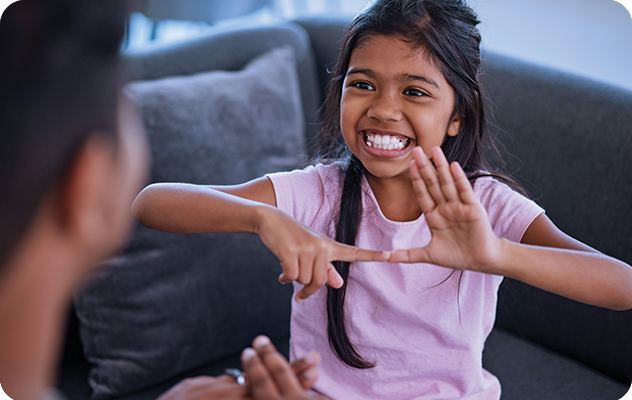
[340,34,460,182]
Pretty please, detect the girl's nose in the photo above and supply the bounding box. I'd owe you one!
[367,93,403,122]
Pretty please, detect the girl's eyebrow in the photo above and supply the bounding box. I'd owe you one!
[403,74,440,89]
[346,67,375,78]
[346,68,439,89]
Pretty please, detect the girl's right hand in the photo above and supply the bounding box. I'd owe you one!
[256,206,389,302]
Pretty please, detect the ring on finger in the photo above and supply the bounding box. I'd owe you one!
[224,368,246,385]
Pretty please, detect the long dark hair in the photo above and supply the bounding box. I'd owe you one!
[316,0,521,369]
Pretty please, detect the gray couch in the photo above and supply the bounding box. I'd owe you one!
[58,17,632,400]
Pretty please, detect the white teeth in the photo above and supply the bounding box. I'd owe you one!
[365,133,409,150]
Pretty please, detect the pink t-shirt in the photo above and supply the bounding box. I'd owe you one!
[267,162,544,400]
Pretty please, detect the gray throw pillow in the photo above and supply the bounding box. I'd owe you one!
[74,46,303,400]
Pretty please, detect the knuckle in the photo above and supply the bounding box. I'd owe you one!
[285,245,299,257]
[316,240,328,253]
[300,286,315,298]
[282,271,298,282]
[270,364,288,378]
[314,274,327,287]
[280,265,298,281]
[297,274,311,285]
[249,373,268,389]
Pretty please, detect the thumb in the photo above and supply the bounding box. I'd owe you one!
[327,263,344,289]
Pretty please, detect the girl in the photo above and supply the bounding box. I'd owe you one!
[132,0,632,398]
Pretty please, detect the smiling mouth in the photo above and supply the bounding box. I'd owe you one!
[363,131,411,151]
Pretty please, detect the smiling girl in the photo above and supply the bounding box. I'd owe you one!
[131,0,632,398]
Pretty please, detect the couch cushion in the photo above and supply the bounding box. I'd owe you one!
[74,46,302,400]
[124,22,321,154]
[483,327,629,400]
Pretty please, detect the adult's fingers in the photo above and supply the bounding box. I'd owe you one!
[253,336,303,396]
[290,351,321,390]
[241,347,279,400]
[156,375,248,400]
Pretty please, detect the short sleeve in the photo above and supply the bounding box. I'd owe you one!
[266,163,344,233]
[474,177,545,243]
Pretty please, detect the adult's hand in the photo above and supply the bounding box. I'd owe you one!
[290,349,321,390]
[155,337,320,400]
[242,336,328,400]
[156,375,248,400]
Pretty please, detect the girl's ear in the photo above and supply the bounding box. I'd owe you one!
[447,115,461,137]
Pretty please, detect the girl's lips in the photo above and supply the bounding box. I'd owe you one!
[360,130,414,157]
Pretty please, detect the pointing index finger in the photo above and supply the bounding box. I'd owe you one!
[330,241,390,263]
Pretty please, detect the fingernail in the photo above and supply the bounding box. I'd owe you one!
[295,294,304,304]
[242,347,256,361]
[254,335,270,348]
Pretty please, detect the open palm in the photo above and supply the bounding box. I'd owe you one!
[389,146,502,272]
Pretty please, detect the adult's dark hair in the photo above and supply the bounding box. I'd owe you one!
[0,0,128,271]
[317,0,519,369]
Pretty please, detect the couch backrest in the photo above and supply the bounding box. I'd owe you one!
[483,52,632,384]
[296,16,632,384]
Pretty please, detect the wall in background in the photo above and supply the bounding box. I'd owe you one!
[470,0,632,91]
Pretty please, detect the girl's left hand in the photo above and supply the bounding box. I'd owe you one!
[388,146,502,272]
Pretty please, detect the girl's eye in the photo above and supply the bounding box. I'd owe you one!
[351,81,375,91]
[404,88,427,97]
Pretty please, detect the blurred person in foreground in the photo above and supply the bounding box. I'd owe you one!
[0,383,11,400]
[0,1,322,399]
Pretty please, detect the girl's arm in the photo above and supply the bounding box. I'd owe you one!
[496,214,632,310]
[131,177,277,234]
[389,146,632,311]
[132,178,389,302]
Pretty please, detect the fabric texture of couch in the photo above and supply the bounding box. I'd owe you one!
[58,16,632,400]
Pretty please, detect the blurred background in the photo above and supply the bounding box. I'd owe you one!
[123,0,632,91]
